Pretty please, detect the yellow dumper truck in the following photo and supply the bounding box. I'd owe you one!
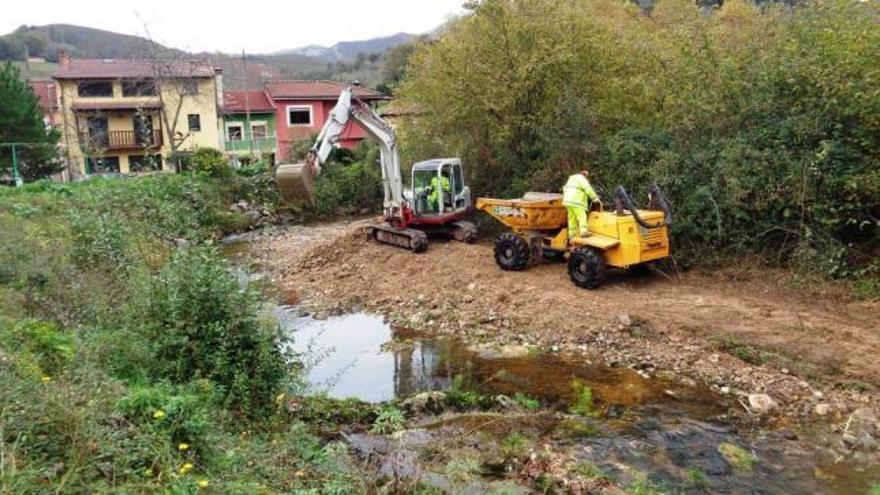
[476,185,672,289]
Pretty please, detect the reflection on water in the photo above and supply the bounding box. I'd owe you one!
[276,308,719,419]
[278,311,455,402]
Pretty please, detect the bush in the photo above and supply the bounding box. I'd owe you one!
[189,147,231,178]
[313,141,383,215]
[131,248,287,418]
[399,0,879,278]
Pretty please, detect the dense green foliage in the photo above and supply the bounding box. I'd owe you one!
[312,141,384,216]
[0,175,366,492]
[189,147,232,178]
[0,62,61,181]
[399,0,879,280]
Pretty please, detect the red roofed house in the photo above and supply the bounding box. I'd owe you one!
[53,50,224,176]
[28,80,62,128]
[265,81,389,161]
[221,89,277,162]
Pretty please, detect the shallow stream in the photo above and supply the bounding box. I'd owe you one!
[224,234,878,494]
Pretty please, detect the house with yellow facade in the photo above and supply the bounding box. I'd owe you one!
[53,50,224,176]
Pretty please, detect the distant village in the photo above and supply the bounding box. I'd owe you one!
[27,50,392,179]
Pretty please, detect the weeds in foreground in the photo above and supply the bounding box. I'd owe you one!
[718,442,756,472]
[371,405,406,434]
[569,379,600,417]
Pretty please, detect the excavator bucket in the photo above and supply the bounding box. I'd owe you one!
[275,161,316,206]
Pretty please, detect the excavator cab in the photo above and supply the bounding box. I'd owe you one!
[411,159,471,217]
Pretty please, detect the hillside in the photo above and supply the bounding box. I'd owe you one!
[1,24,415,90]
[0,24,179,61]
[280,32,415,61]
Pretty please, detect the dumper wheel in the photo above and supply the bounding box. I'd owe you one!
[494,233,529,271]
[568,247,605,289]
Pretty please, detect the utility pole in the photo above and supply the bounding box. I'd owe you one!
[242,50,254,160]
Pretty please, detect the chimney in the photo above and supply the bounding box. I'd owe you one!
[214,67,224,107]
[57,49,70,70]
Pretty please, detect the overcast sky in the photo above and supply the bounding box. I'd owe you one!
[1,0,466,54]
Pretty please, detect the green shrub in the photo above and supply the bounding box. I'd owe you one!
[189,147,231,178]
[312,141,383,216]
[132,248,287,418]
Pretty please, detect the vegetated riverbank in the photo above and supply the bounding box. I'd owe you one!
[0,175,393,493]
[263,221,880,469]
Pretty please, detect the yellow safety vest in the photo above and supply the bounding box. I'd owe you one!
[562,174,598,209]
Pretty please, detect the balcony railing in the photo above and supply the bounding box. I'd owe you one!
[225,136,277,154]
[79,130,164,151]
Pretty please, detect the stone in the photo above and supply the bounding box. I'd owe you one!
[401,391,447,414]
[813,390,824,399]
[748,393,779,415]
[780,428,798,441]
[849,407,878,438]
[617,313,632,326]
[814,403,832,416]
[709,353,721,364]
[721,386,731,395]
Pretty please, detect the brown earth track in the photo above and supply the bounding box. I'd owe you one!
[262,220,879,423]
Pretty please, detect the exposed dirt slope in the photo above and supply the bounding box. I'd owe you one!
[264,221,879,424]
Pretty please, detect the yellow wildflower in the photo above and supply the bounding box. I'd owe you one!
[197,479,209,488]
[41,376,52,383]
[153,410,166,420]
[178,443,190,451]
[179,462,194,474]
[275,393,286,405]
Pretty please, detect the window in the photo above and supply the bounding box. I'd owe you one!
[86,156,120,175]
[121,80,156,96]
[188,114,201,132]
[226,123,243,141]
[287,106,312,126]
[78,80,113,97]
[452,163,464,194]
[129,154,162,173]
[181,79,198,95]
[251,122,268,139]
[85,117,109,148]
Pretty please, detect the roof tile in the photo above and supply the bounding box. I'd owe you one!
[223,90,275,113]
[266,80,387,100]
[54,58,215,79]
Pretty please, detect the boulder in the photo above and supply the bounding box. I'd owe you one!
[401,391,447,414]
[748,393,779,415]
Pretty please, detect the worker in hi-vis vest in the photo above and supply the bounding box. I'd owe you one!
[562,169,599,238]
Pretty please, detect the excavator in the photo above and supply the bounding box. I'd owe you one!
[274,86,477,252]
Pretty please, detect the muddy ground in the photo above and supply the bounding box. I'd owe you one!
[260,219,879,438]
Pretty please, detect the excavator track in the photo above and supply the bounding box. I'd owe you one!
[450,220,478,243]
[366,225,429,253]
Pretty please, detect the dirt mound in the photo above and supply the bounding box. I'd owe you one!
[265,223,879,427]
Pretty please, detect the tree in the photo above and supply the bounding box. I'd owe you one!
[0,62,60,181]
[139,21,215,172]
[398,0,879,277]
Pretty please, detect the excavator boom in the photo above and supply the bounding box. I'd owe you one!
[274,85,447,252]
